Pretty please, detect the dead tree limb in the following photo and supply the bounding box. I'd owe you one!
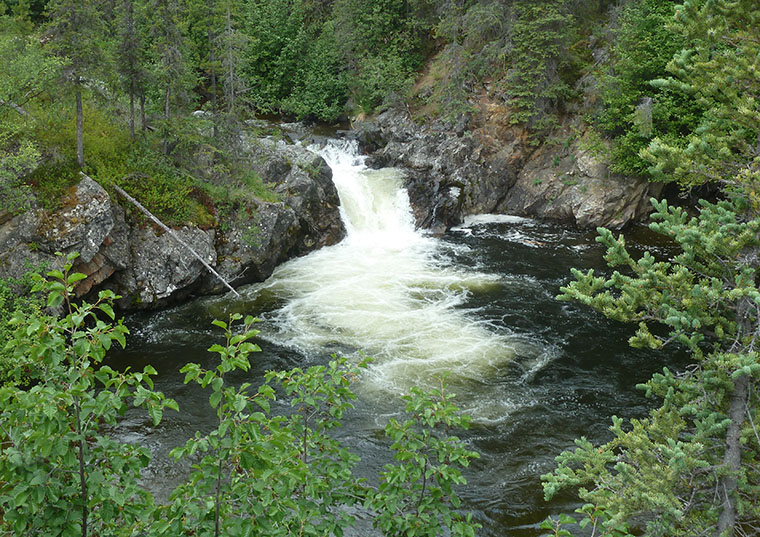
[110,181,240,297]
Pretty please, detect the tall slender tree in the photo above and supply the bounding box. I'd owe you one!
[116,0,149,140]
[46,0,105,167]
[218,0,246,128]
[147,0,193,154]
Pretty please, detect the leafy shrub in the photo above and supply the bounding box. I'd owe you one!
[0,255,177,536]
[0,141,38,216]
[0,271,41,386]
[161,315,480,537]
[94,141,213,227]
[0,261,480,536]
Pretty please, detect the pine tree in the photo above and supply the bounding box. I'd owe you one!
[217,0,246,135]
[146,0,194,154]
[543,2,760,536]
[504,0,574,133]
[115,0,149,139]
[643,0,760,191]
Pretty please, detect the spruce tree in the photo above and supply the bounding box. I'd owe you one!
[115,0,149,140]
[146,0,194,154]
[543,2,760,536]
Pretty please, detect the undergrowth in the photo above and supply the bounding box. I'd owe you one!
[15,96,277,227]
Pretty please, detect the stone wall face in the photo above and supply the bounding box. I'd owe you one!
[0,140,344,310]
[356,109,660,232]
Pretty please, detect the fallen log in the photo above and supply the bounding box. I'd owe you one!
[109,180,240,298]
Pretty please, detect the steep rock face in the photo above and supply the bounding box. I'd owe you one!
[0,177,128,294]
[257,139,344,252]
[0,138,344,310]
[500,133,662,229]
[357,108,658,231]
[204,201,299,292]
[0,207,51,286]
[360,109,519,232]
[199,138,345,294]
[113,226,217,308]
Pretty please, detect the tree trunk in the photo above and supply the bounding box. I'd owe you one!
[162,84,170,154]
[717,289,756,537]
[208,0,218,139]
[74,398,88,537]
[225,0,233,116]
[716,372,749,537]
[75,83,84,167]
[129,81,135,141]
[140,91,146,132]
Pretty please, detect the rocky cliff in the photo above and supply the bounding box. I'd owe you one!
[356,106,661,232]
[0,138,344,310]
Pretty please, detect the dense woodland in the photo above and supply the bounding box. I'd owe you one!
[0,0,709,220]
[1,0,760,535]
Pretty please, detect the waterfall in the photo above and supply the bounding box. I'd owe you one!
[247,139,544,419]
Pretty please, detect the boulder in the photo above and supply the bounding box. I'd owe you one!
[199,201,300,293]
[0,177,128,294]
[246,138,345,251]
[113,226,216,308]
[500,132,661,229]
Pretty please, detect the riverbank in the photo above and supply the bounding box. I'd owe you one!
[355,106,661,234]
[0,127,344,310]
[1,114,662,311]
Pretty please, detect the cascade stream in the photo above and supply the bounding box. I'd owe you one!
[112,136,684,536]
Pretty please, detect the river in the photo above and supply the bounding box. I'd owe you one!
[110,136,684,536]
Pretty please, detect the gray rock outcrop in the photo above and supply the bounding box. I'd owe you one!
[0,176,128,295]
[199,138,344,294]
[113,225,217,308]
[357,107,659,231]
[0,136,344,310]
[500,132,662,229]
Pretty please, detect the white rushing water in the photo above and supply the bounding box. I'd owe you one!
[246,140,548,418]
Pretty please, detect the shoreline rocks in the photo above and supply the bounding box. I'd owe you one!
[0,138,344,311]
[355,108,660,232]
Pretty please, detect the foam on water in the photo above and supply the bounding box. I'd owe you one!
[245,139,553,416]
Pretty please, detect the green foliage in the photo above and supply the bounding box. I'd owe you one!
[0,261,479,535]
[161,316,479,537]
[0,254,177,536]
[368,380,480,537]
[241,0,430,120]
[241,0,322,117]
[545,4,760,531]
[428,0,583,132]
[281,20,349,120]
[332,0,430,114]
[547,196,760,535]
[0,270,41,386]
[504,0,575,132]
[0,141,38,216]
[95,141,215,227]
[0,26,61,140]
[426,0,510,121]
[596,0,703,177]
[642,0,760,190]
